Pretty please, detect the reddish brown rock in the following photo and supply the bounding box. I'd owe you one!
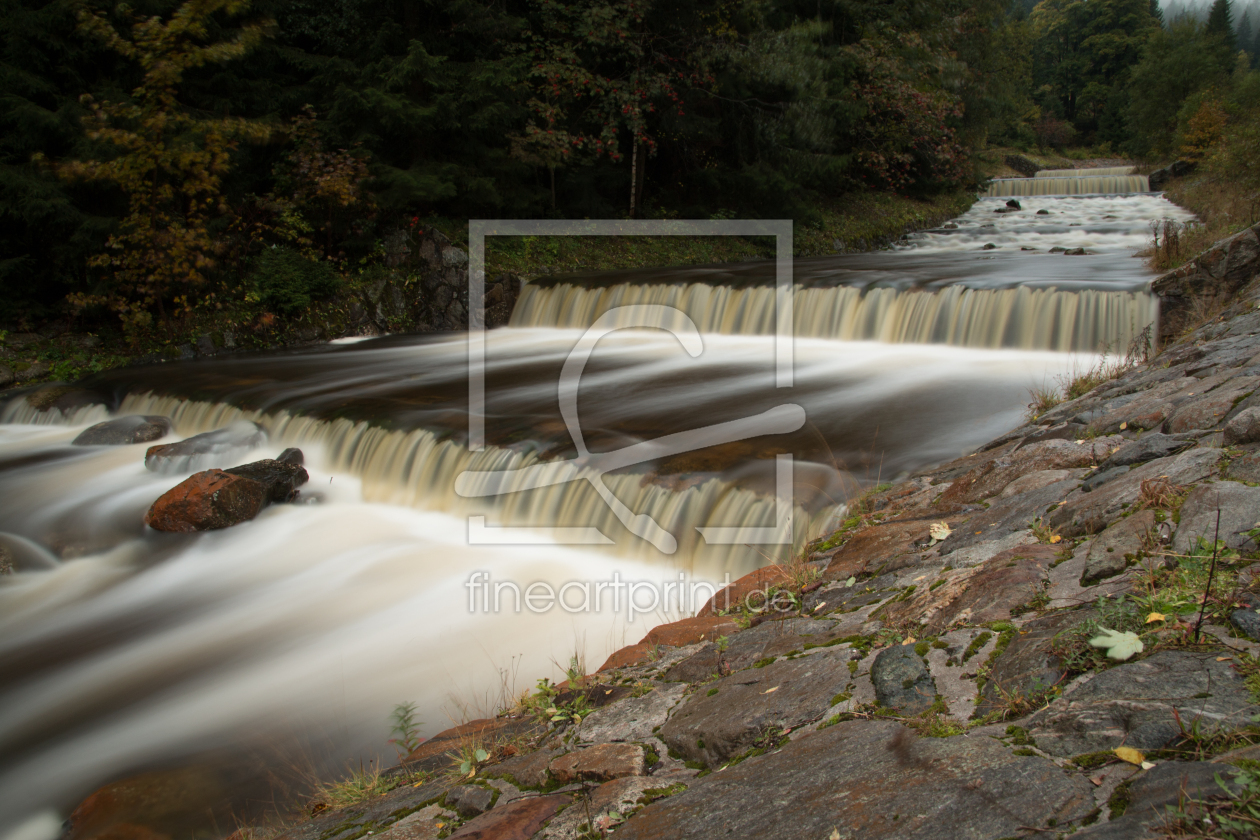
[639,616,737,647]
[696,566,790,617]
[446,794,569,839]
[820,514,962,582]
[881,545,1059,633]
[1166,380,1259,433]
[144,469,268,532]
[66,766,225,840]
[548,743,646,783]
[939,440,1106,506]
[402,718,541,769]
[597,642,664,672]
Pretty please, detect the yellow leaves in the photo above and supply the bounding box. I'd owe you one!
[1146,612,1166,624]
[1049,535,1062,544]
[762,686,779,694]
[1114,746,1157,770]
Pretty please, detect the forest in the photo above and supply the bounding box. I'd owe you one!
[1,0,1259,344]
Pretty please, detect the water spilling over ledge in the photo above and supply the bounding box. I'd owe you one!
[512,283,1156,353]
[984,174,1149,197]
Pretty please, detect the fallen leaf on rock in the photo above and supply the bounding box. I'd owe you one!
[1146,612,1166,624]
[763,686,779,694]
[1089,774,1105,786]
[813,602,827,611]
[845,576,856,588]
[1114,746,1145,766]
[1217,656,1232,662]
[1141,761,1156,770]
[1089,627,1144,661]
[1120,422,1127,430]
[1050,535,1062,543]
[929,522,951,542]
[903,637,917,645]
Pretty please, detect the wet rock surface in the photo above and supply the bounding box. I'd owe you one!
[144,421,268,472]
[72,415,172,446]
[144,469,269,532]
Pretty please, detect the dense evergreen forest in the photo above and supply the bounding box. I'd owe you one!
[1,0,1259,344]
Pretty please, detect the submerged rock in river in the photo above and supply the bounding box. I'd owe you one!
[144,421,267,472]
[73,415,172,446]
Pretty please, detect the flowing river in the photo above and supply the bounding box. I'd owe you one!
[0,183,1194,834]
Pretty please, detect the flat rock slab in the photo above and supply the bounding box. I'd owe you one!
[482,748,562,790]
[711,616,841,672]
[614,720,1093,840]
[374,804,457,840]
[882,545,1057,633]
[72,415,171,446]
[1050,449,1222,537]
[927,629,996,720]
[938,479,1077,556]
[447,794,570,840]
[549,743,645,783]
[640,617,737,647]
[871,644,936,713]
[400,718,545,777]
[275,777,454,840]
[1099,434,1196,468]
[975,610,1087,717]
[1171,481,1260,553]
[540,774,693,840]
[577,683,688,743]
[1075,761,1243,839]
[821,513,959,581]
[1083,511,1155,584]
[659,648,856,766]
[1026,650,1256,757]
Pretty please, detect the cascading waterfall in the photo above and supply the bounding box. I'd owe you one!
[103,392,833,566]
[984,174,1149,197]
[510,282,1156,353]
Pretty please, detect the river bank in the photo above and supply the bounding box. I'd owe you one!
[51,210,1260,839]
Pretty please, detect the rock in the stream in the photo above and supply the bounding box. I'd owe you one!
[659,648,856,766]
[144,421,267,472]
[613,720,1094,840]
[1081,511,1154,584]
[870,645,936,713]
[1027,650,1254,756]
[144,470,269,532]
[72,415,173,446]
[223,457,309,502]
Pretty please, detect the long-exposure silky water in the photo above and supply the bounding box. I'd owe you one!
[0,187,1193,832]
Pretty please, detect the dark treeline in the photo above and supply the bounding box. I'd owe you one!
[0,0,1256,340]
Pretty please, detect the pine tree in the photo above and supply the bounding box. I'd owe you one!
[1238,9,1256,59]
[1150,0,1164,25]
[1207,0,1236,49]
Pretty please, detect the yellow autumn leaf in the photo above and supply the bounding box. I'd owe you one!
[929,522,951,541]
[1049,535,1062,544]
[1119,422,1128,430]
[1114,746,1145,766]
[763,686,779,694]
[1146,612,1166,623]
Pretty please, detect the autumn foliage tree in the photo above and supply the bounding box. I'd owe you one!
[49,0,272,339]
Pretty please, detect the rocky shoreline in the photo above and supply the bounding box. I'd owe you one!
[54,221,1260,839]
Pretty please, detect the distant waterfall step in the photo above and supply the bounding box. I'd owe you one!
[986,172,1149,197]
[510,282,1156,353]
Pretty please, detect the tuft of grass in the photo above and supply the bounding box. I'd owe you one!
[1025,351,1141,420]
[308,763,425,813]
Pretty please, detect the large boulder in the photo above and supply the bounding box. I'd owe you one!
[144,421,267,472]
[73,415,172,446]
[145,470,269,532]
[223,456,308,502]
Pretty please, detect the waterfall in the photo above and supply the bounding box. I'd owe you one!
[94,392,840,567]
[510,282,1157,353]
[985,174,1149,197]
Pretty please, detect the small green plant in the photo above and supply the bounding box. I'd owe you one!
[715,635,729,652]
[1050,595,1155,675]
[1157,763,1260,838]
[448,742,491,778]
[547,693,593,726]
[387,702,424,760]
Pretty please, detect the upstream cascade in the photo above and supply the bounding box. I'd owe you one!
[0,184,1195,833]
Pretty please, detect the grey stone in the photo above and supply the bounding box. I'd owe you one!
[482,748,562,789]
[72,415,172,446]
[1225,406,1260,445]
[577,682,688,743]
[1082,466,1129,492]
[1050,448,1222,537]
[976,610,1086,717]
[374,805,457,840]
[1100,434,1195,468]
[444,783,495,817]
[614,720,1094,840]
[1171,481,1260,554]
[715,617,842,671]
[143,420,268,472]
[939,478,1077,556]
[274,776,454,840]
[1231,608,1260,641]
[661,643,722,683]
[1026,651,1255,757]
[871,645,936,713]
[1075,761,1241,839]
[1082,511,1155,584]
[658,648,856,766]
